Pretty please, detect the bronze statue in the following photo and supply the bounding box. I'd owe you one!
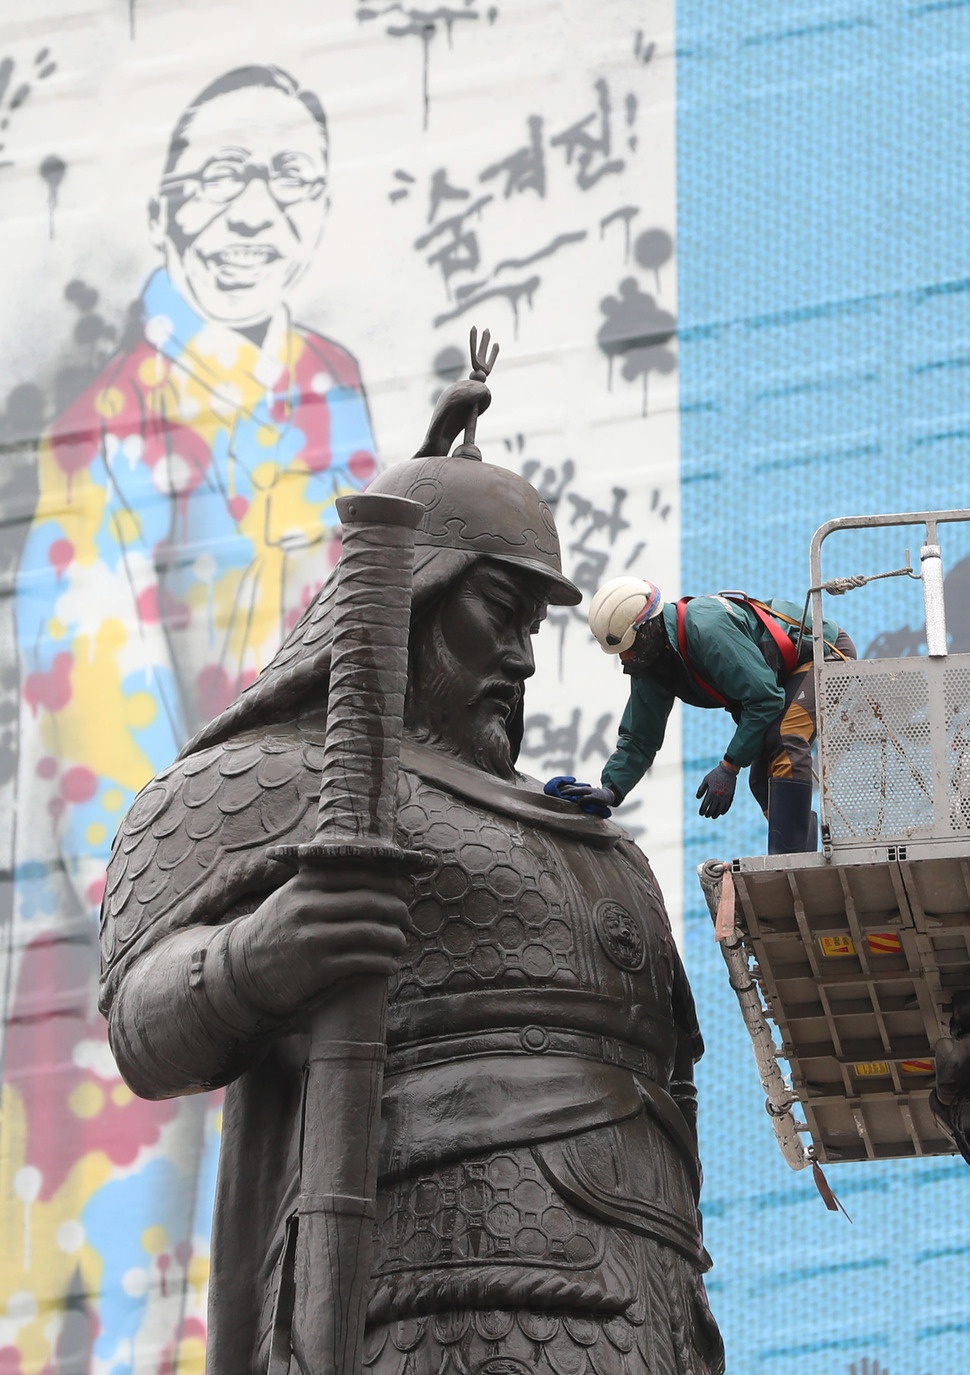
[100,331,725,1375]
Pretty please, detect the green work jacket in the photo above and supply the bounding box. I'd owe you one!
[601,596,839,802]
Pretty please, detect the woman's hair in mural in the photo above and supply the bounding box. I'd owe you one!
[162,64,330,176]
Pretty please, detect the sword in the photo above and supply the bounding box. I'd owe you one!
[270,489,427,1375]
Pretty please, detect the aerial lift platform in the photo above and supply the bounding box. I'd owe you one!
[700,510,970,1172]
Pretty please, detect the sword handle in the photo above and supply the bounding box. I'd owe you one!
[316,493,423,846]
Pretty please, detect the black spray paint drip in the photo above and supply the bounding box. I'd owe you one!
[430,228,586,334]
[40,154,66,239]
[634,227,673,294]
[600,205,639,262]
[357,4,499,130]
[433,275,537,336]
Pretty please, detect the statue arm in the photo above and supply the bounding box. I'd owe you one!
[619,837,704,1148]
[669,940,705,1148]
[104,869,410,1099]
[105,920,280,1098]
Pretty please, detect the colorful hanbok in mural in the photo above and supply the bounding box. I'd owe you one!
[1,262,377,1373]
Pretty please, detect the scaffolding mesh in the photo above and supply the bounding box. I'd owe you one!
[820,660,935,841]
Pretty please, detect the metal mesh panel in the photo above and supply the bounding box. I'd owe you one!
[820,662,933,842]
[819,654,970,845]
[945,664,970,834]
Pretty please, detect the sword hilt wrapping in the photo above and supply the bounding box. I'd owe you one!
[314,493,424,847]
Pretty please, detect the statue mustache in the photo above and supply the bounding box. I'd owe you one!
[468,679,520,709]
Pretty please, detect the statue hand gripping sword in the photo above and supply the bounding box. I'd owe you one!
[270,329,498,1375]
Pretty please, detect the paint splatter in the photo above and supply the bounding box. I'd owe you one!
[634,227,673,293]
[0,46,57,167]
[597,277,676,415]
[39,154,66,239]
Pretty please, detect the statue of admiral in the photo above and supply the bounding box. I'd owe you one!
[100,345,725,1375]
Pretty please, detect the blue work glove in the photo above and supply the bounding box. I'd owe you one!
[695,763,737,818]
[544,776,616,819]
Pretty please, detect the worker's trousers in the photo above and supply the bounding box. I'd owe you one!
[748,629,857,814]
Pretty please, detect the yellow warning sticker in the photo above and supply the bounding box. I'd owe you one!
[820,935,856,957]
[854,1061,890,1077]
[901,1059,934,1075]
[867,932,903,954]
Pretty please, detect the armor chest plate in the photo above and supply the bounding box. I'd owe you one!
[388,769,678,1055]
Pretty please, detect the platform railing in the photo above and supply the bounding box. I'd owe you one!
[810,510,970,855]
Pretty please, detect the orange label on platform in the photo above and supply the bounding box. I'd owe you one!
[901,1059,934,1075]
[820,935,856,957]
[867,932,903,954]
[854,1061,891,1077]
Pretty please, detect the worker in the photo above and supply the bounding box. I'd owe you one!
[548,578,855,853]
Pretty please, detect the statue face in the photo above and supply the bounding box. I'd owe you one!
[406,561,548,778]
[152,85,329,328]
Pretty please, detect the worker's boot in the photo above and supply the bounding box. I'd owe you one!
[767,778,816,854]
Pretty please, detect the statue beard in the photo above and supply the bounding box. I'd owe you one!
[404,615,519,781]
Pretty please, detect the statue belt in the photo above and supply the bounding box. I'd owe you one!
[385,1026,665,1084]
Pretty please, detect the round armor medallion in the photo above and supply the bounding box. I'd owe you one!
[593,899,646,971]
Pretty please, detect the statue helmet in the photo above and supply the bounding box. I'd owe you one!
[179,332,579,757]
[368,453,580,607]
[368,360,580,607]
[589,576,664,654]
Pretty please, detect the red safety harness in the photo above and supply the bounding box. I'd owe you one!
[675,594,800,708]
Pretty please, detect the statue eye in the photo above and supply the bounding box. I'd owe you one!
[482,587,515,617]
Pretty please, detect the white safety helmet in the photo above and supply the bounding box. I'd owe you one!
[588,577,664,654]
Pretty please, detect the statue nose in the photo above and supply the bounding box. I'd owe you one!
[502,644,535,680]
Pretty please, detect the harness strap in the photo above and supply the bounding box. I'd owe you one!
[724,596,800,676]
[676,597,730,707]
[737,595,849,662]
[675,594,813,708]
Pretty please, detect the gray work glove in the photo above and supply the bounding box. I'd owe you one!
[560,782,617,818]
[544,776,616,818]
[696,763,737,818]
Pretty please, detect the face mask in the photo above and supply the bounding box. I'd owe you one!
[620,617,666,677]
